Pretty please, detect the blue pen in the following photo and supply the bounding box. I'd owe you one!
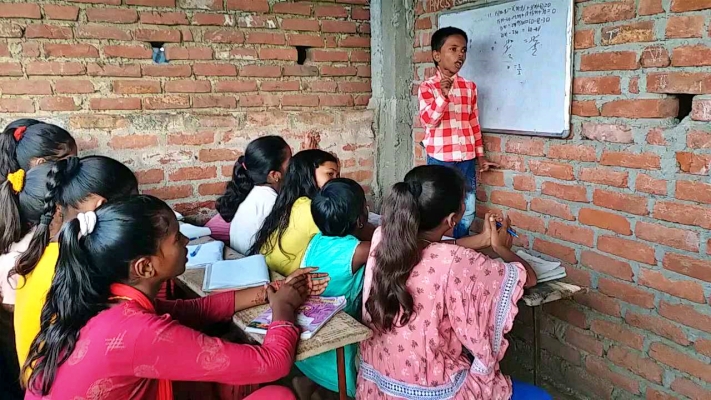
[496,222,519,238]
[189,244,202,257]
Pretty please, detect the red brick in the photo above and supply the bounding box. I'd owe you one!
[351,6,370,20]
[585,357,639,394]
[483,136,502,152]
[90,98,141,111]
[272,2,312,15]
[322,20,357,33]
[625,312,689,345]
[143,95,190,110]
[215,81,257,93]
[636,174,667,195]
[0,99,34,113]
[598,235,656,264]
[574,30,595,49]
[478,170,504,187]
[542,182,588,203]
[530,198,575,221]
[165,80,211,93]
[169,166,216,181]
[133,28,181,43]
[647,72,711,94]
[646,128,667,146]
[26,62,84,76]
[581,123,632,143]
[544,300,587,328]
[590,320,644,350]
[654,201,711,229]
[167,131,215,146]
[513,175,536,192]
[258,48,297,61]
[608,346,663,383]
[135,169,164,185]
[55,80,94,94]
[109,134,158,149]
[165,46,212,60]
[695,339,711,358]
[671,377,711,400]
[286,33,324,47]
[580,51,638,71]
[0,3,41,18]
[582,1,635,23]
[687,131,711,149]
[357,65,371,77]
[44,5,79,20]
[319,94,354,107]
[321,66,358,77]
[533,238,577,264]
[581,250,633,280]
[506,211,545,233]
[601,98,678,118]
[25,24,72,39]
[640,46,671,68]
[676,180,711,204]
[112,80,160,94]
[204,29,244,43]
[139,11,188,25]
[338,81,371,93]
[144,185,192,201]
[676,152,711,175]
[0,80,51,95]
[104,45,152,59]
[692,96,711,121]
[598,278,655,308]
[76,25,132,41]
[639,269,705,303]
[199,149,241,163]
[650,342,711,383]
[567,327,604,356]
[314,5,347,17]
[574,76,621,95]
[601,21,655,45]
[548,221,594,246]
[666,15,704,38]
[593,189,647,215]
[281,18,320,32]
[566,267,592,287]
[489,190,528,211]
[261,81,300,92]
[86,8,137,23]
[245,32,285,45]
[671,0,711,12]
[661,301,711,334]
[572,101,600,117]
[191,13,231,26]
[281,95,320,107]
[636,221,699,252]
[639,0,664,14]
[68,115,129,130]
[88,64,141,77]
[487,154,525,172]
[198,182,227,196]
[38,97,78,112]
[600,151,661,170]
[193,63,236,76]
[310,49,349,62]
[226,0,268,12]
[529,160,574,181]
[540,333,582,366]
[672,45,711,67]
[576,291,621,317]
[125,0,175,5]
[505,138,545,156]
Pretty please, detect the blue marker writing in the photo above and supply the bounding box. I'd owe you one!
[189,244,202,258]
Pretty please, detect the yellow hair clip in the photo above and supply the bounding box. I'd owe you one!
[7,169,25,193]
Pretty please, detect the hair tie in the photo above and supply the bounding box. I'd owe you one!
[13,126,27,141]
[77,211,97,239]
[40,214,54,226]
[407,180,422,198]
[7,169,25,193]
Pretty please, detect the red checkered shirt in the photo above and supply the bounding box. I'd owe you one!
[418,72,484,162]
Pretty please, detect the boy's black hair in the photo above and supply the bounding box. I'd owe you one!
[311,178,366,237]
[431,27,468,66]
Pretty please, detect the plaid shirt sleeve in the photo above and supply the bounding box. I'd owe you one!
[418,81,450,128]
[470,86,485,157]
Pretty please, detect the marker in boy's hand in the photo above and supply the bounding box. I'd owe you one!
[440,74,453,96]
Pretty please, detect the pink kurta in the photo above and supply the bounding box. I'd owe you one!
[25,292,299,400]
[357,228,526,400]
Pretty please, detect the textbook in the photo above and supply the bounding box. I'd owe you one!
[245,296,346,339]
[202,255,270,292]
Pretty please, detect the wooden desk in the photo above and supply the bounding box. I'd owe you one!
[522,281,585,386]
[175,237,372,400]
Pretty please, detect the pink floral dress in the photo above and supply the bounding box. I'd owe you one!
[357,228,526,400]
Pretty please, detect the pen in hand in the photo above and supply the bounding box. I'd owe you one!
[496,221,519,238]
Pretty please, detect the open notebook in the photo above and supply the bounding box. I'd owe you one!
[245,296,347,340]
[202,255,270,293]
[492,250,567,283]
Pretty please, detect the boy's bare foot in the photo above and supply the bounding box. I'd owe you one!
[292,376,317,400]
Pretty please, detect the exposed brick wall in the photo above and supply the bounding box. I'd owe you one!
[415,0,711,398]
[0,0,373,220]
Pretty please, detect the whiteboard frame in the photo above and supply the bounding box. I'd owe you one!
[438,0,574,138]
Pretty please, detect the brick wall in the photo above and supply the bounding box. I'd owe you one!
[0,0,373,220]
[415,0,711,399]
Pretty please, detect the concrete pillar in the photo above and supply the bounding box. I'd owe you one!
[369,0,415,210]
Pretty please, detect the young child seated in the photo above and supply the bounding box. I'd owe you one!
[293,178,371,399]
[249,149,340,276]
[357,165,546,400]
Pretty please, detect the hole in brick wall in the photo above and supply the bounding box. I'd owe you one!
[150,42,167,64]
[675,94,694,120]
[295,46,309,65]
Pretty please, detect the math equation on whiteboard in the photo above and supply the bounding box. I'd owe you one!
[481,2,557,75]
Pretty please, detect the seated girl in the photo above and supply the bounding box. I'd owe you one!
[249,149,340,276]
[293,178,371,399]
[358,165,547,400]
[10,156,138,368]
[23,195,329,400]
[207,132,320,243]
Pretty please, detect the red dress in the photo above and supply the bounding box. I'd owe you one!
[24,292,299,400]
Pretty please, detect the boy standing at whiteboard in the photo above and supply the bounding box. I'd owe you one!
[418,26,499,238]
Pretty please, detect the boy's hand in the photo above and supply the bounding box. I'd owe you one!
[300,131,321,150]
[477,157,500,172]
[440,77,453,96]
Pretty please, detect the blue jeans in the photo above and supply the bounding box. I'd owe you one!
[511,379,552,400]
[426,156,476,239]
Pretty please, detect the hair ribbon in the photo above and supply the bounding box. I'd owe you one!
[13,126,27,141]
[7,169,25,193]
[77,211,97,239]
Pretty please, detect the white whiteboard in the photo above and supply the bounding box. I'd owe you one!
[439,0,574,137]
